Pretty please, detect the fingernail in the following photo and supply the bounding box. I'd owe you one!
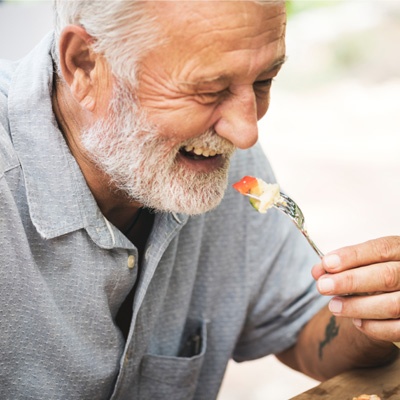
[318,277,335,293]
[353,318,362,328]
[323,254,341,270]
[329,298,342,314]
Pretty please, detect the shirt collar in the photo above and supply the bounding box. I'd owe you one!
[7,33,112,245]
[7,33,190,247]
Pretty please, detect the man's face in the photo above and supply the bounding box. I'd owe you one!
[137,0,286,149]
[83,0,286,215]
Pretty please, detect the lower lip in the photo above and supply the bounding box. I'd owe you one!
[177,151,225,173]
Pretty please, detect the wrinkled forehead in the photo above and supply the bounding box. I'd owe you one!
[144,1,286,27]
[145,0,286,48]
[133,0,286,87]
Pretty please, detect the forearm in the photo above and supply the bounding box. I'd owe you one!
[277,305,398,381]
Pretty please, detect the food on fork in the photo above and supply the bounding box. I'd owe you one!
[352,395,381,400]
[232,176,281,214]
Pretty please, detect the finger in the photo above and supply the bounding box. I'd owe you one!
[328,292,400,320]
[311,262,326,280]
[317,261,400,295]
[352,318,400,343]
[322,236,400,274]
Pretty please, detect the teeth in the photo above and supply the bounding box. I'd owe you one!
[183,145,221,157]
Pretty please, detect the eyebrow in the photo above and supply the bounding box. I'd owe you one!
[263,55,288,74]
[180,55,288,87]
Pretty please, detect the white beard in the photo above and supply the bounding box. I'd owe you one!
[81,82,236,215]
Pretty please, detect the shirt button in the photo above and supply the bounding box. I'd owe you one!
[127,255,136,269]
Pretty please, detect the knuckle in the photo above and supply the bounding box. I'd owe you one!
[389,295,400,319]
[344,272,357,293]
[381,263,399,290]
[375,237,393,262]
[350,248,362,266]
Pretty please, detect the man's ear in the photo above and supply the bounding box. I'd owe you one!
[58,25,99,111]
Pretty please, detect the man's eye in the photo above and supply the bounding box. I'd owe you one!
[253,79,274,99]
[254,78,273,89]
[195,90,226,104]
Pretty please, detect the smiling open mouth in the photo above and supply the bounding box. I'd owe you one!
[179,145,222,160]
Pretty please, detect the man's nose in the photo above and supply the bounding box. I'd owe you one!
[213,85,259,149]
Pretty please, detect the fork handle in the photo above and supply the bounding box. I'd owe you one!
[300,229,324,259]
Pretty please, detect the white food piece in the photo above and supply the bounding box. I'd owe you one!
[253,180,280,214]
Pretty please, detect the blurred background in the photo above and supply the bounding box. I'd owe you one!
[1,1,399,399]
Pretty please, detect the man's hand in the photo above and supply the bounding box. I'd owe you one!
[277,237,399,381]
[312,236,400,344]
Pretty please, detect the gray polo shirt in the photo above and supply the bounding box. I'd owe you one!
[0,33,328,400]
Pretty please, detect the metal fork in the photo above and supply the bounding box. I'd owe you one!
[245,191,324,259]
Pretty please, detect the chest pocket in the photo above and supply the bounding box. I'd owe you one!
[138,318,207,400]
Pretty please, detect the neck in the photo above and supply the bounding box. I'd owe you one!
[52,78,94,177]
[126,207,155,247]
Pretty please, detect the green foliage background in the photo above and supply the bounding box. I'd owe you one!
[286,1,343,17]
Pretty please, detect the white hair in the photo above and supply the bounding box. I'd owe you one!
[52,0,161,84]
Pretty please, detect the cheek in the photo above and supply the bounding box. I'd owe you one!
[146,101,217,141]
[137,75,218,140]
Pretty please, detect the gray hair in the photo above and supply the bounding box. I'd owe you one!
[52,0,161,84]
[52,0,284,84]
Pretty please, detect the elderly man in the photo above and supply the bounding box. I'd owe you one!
[0,0,398,399]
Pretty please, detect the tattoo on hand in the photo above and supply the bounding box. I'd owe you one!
[319,316,340,360]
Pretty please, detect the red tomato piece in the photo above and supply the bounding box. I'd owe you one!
[232,176,258,194]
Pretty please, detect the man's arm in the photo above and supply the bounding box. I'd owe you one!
[277,236,400,381]
[276,305,397,381]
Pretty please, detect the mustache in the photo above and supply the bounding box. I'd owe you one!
[179,128,236,156]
